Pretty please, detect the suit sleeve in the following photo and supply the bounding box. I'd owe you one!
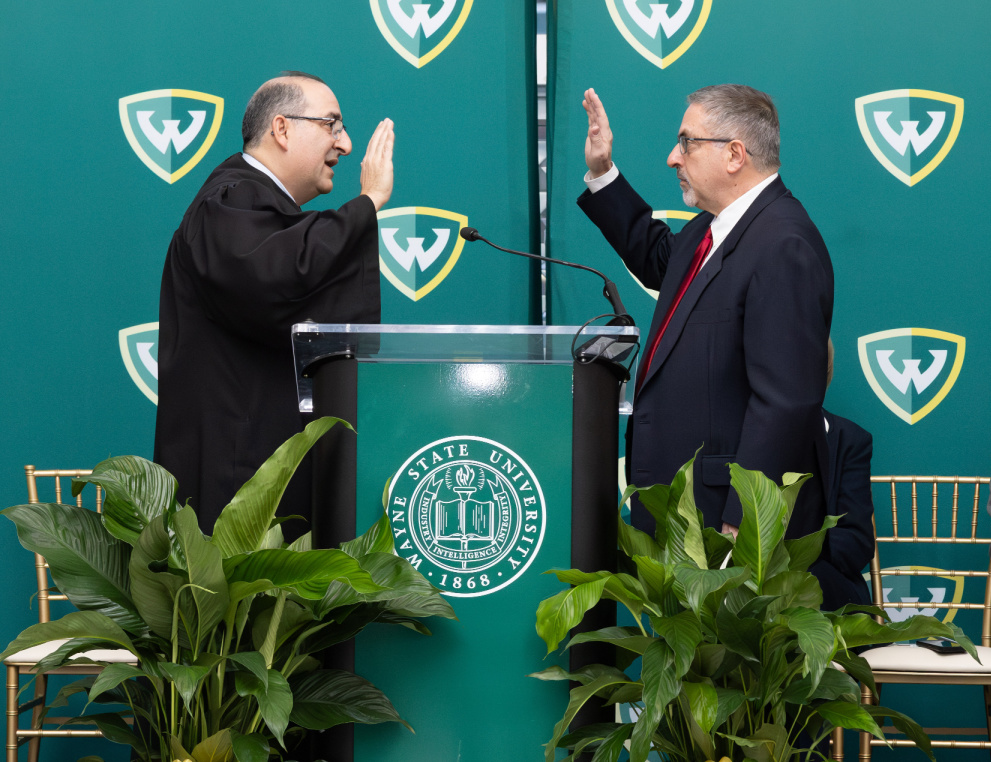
[179,179,379,344]
[824,425,875,578]
[722,229,833,527]
[576,172,677,289]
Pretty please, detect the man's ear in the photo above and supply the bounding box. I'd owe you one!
[271,115,290,149]
[725,139,747,174]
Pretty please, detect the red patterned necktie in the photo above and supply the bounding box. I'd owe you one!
[635,226,713,395]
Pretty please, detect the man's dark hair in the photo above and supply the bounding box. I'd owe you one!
[687,84,781,173]
[241,71,326,149]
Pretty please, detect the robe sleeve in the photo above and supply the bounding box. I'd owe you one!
[176,176,379,346]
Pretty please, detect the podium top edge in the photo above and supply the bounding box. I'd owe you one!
[292,323,639,337]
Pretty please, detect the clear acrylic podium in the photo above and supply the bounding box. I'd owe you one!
[292,323,638,762]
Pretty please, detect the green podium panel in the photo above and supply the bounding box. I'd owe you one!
[293,324,639,761]
[355,362,572,760]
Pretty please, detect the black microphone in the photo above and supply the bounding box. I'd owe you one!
[459,227,633,325]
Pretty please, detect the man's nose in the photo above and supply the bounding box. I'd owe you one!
[336,130,352,156]
[666,144,681,168]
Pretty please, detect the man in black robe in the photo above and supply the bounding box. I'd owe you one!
[154,71,394,535]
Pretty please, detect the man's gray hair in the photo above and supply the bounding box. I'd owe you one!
[242,71,326,149]
[687,84,781,173]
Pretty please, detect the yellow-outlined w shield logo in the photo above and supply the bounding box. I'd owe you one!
[605,0,711,69]
[120,322,159,405]
[858,328,965,425]
[119,89,224,184]
[370,0,473,68]
[855,89,964,187]
[378,207,469,301]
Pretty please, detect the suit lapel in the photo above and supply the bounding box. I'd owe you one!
[639,177,790,393]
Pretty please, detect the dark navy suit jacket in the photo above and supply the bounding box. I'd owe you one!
[579,172,833,538]
[812,410,875,609]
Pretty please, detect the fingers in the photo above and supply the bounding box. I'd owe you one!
[360,119,394,211]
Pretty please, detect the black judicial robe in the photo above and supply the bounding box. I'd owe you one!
[154,154,380,534]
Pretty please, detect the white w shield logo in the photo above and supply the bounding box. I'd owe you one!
[119,89,224,184]
[377,207,468,301]
[855,89,964,186]
[858,328,965,424]
[119,322,159,404]
[371,0,473,68]
[879,566,964,625]
[605,0,711,69]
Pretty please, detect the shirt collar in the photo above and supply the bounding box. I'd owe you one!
[709,172,778,254]
[241,152,296,204]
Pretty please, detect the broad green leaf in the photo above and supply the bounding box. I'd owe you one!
[782,666,857,704]
[86,663,145,704]
[714,601,762,661]
[702,526,734,569]
[631,555,672,605]
[730,465,791,590]
[0,611,136,662]
[159,662,211,714]
[641,640,679,716]
[590,724,633,762]
[227,651,269,691]
[836,613,979,660]
[816,700,885,737]
[567,627,654,656]
[617,513,662,562]
[290,669,410,731]
[71,455,177,546]
[652,610,703,677]
[80,713,147,753]
[763,570,823,612]
[340,511,395,558]
[212,417,347,557]
[540,672,635,762]
[831,650,877,693]
[2,502,142,632]
[626,482,670,550]
[865,704,936,761]
[666,457,707,568]
[189,728,233,762]
[33,637,127,673]
[528,663,630,686]
[230,731,270,762]
[712,686,747,729]
[128,512,184,641]
[226,547,381,599]
[784,514,840,572]
[683,681,718,734]
[287,532,312,552]
[743,721,792,762]
[536,578,609,653]
[780,607,835,689]
[256,670,293,746]
[673,563,750,620]
[172,505,230,644]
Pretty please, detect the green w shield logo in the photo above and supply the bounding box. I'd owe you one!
[119,323,159,405]
[371,0,473,68]
[119,89,224,184]
[605,0,712,69]
[855,90,964,186]
[858,328,965,424]
[378,207,468,301]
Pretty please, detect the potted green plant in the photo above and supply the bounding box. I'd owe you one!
[2,417,455,762]
[531,457,978,762]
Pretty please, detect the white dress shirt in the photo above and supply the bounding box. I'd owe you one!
[242,152,296,204]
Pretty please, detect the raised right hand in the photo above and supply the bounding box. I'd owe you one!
[360,118,394,211]
[583,88,614,178]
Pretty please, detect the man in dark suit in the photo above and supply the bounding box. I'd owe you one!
[578,84,833,539]
[155,72,394,535]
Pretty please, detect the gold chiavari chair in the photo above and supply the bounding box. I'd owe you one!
[5,467,137,762]
[859,475,991,759]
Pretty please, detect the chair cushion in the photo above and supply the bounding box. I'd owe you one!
[4,639,137,665]
[861,643,991,673]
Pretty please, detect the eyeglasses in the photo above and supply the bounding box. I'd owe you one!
[285,116,346,139]
[678,136,734,154]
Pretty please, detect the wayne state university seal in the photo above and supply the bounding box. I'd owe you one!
[388,436,547,597]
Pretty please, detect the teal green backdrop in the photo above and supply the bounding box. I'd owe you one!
[2,1,990,759]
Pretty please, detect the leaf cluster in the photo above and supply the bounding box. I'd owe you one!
[1,417,455,762]
[531,457,978,762]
